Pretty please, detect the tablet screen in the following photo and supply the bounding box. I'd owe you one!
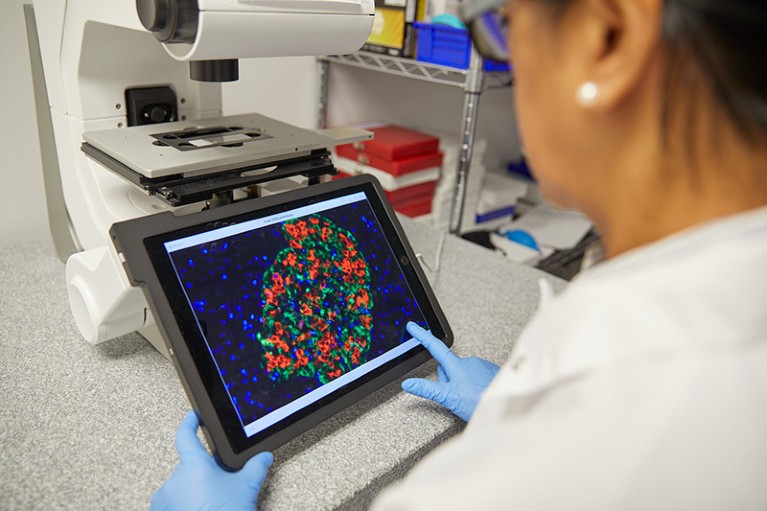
[155,186,436,445]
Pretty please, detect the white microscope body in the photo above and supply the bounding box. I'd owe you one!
[29,0,374,354]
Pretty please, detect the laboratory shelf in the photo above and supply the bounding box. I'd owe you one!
[319,50,512,234]
[319,51,512,90]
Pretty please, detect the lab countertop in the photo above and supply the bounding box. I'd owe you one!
[0,218,564,510]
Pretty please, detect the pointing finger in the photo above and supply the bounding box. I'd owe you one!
[406,322,457,371]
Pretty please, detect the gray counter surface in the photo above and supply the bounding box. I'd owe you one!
[0,218,564,510]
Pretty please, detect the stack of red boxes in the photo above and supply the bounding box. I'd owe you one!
[333,125,443,218]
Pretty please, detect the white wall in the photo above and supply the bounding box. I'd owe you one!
[0,0,48,245]
[222,57,320,129]
[0,0,520,248]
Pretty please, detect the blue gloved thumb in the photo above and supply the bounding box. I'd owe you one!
[402,378,446,403]
[238,452,274,492]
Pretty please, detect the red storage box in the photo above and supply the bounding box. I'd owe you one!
[344,125,440,161]
[394,196,433,217]
[335,146,443,176]
[334,124,441,218]
[333,157,440,191]
[334,171,437,204]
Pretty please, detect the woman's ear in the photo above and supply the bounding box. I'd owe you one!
[570,0,664,111]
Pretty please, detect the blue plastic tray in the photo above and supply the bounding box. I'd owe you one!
[414,22,510,71]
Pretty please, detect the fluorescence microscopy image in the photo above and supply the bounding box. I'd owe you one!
[258,215,374,385]
[168,198,427,427]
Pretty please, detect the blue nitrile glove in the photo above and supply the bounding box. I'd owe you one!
[402,322,500,422]
[151,411,273,511]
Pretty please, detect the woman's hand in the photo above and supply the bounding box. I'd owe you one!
[151,411,273,511]
[402,322,500,422]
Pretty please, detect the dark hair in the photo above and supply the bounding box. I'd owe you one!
[662,0,767,141]
[546,0,767,141]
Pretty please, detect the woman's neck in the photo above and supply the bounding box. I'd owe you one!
[595,123,767,259]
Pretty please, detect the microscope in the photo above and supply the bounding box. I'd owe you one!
[26,0,375,356]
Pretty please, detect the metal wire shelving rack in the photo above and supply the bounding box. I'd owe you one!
[318,50,512,234]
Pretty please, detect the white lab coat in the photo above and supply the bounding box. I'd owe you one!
[373,206,767,510]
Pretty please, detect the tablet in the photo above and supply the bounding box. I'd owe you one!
[110,174,452,470]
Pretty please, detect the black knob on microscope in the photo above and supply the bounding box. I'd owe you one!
[148,105,170,123]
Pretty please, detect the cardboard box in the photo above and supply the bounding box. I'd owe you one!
[362,0,419,57]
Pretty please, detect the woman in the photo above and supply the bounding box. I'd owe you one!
[152,0,767,508]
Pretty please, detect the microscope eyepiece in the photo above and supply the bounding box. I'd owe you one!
[136,0,198,44]
[136,0,169,32]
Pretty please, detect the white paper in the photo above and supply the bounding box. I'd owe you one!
[504,204,592,250]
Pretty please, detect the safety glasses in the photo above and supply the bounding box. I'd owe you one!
[459,0,511,63]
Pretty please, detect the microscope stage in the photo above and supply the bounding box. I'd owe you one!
[83,113,342,179]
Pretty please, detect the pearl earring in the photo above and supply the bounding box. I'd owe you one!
[576,82,599,107]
